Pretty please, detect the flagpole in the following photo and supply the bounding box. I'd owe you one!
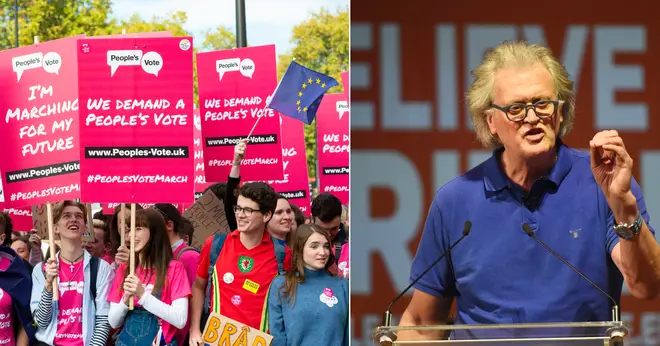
[246,58,295,139]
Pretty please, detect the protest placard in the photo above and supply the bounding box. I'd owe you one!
[183,190,231,249]
[202,312,273,346]
[316,93,349,204]
[197,44,284,182]
[341,71,349,101]
[77,36,195,204]
[193,109,213,199]
[264,115,311,215]
[0,205,33,231]
[0,36,83,207]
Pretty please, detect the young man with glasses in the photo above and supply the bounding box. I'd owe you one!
[188,182,291,346]
[398,41,660,341]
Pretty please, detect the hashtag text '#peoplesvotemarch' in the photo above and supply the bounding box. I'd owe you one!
[10,183,80,202]
[86,174,188,184]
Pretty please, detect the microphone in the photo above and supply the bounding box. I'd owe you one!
[522,224,626,345]
[378,221,472,346]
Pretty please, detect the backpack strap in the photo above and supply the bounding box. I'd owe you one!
[175,246,198,260]
[89,256,99,306]
[203,233,228,322]
[271,237,286,275]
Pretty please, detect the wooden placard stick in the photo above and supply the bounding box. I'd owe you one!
[129,203,136,310]
[119,204,126,247]
[46,202,59,300]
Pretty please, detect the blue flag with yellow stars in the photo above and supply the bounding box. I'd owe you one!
[268,61,339,125]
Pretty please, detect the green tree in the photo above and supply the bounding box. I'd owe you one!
[277,6,349,179]
[0,0,114,48]
[201,26,236,52]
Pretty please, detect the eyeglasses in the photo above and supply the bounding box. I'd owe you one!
[490,100,562,123]
[234,206,260,216]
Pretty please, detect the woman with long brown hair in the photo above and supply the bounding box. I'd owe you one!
[267,224,348,346]
[107,209,191,346]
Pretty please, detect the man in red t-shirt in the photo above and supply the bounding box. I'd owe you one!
[189,182,291,346]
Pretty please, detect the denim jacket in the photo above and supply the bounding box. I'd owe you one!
[30,250,115,345]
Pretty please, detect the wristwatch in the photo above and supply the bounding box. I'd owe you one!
[613,214,643,240]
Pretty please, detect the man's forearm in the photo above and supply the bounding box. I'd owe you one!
[190,283,205,331]
[396,310,449,341]
[611,193,660,298]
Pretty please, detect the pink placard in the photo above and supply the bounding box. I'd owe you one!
[264,115,312,216]
[196,45,284,182]
[101,203,186,215]
[77,37,195,204]
[0,205,33,231]
[316,93,349,205]
[340,71,349,102]
[193,109,213,198]
[0,36,83,207]
[87,31,173,39]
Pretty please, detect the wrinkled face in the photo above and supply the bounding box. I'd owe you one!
[235,196,269,233]
[84,228,108,257]
[55,206,85,240]
[303,232,330,270]
[269,199,292,234]
[11,239,29,261]
[488,63,563,159]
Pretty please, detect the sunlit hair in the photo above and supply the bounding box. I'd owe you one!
[92,219,110,245]
[52,201,87,225]
[278,224,335,306]
[120,208,172,296]
[466,40,575,148]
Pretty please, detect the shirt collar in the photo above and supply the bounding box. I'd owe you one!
[172,239,184,251]
[484,139,573,192]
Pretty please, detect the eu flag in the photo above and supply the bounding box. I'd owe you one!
[268,61,339,125]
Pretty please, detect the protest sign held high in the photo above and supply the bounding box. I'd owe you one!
[197,44,284,182]
[0,36,83,207]
[317,93,350,205]
[77,36,195,204]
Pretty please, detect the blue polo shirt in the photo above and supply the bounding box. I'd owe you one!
[411,141,654,327]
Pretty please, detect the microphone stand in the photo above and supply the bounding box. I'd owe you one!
[377,221,472,346]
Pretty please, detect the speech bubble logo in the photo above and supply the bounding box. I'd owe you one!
[336,101,349,120]
[107,50,143,77]
[216,58,240,81]
[239,58,255,78]
[42,52,62,75]
[194,114,202,131]
[12,52,43,82]
[141,51,163,77]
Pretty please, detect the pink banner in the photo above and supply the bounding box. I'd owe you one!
[0,205,33,231]
[196,44,284,182]
[0,36,83,207]
[194,109,213,199]
[340,71,349,102]
[316,93,349,204]
[101,203,186,215]
[265,115,312,216]
[77,37,195,204]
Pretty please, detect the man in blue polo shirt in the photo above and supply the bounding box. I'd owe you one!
[398,41,660,340]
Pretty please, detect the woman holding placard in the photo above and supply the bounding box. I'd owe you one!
[107,208,191,346]
[267,224,348,346]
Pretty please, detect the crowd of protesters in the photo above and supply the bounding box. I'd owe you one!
[0,140,349,346]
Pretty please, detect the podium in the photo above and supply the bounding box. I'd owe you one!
[373,321,629,346]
